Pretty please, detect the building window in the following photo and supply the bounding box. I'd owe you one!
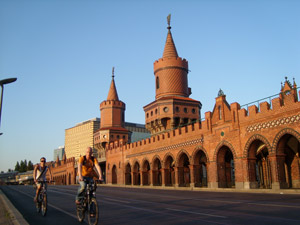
[176,107,180,112]
[151,111,153,116]
[192,108,196,114]
[184,108,188,113]
[155,109,158,114]
[117,135,120,139]
[146,113,149,118]
[156,76,159,89]
[218,106,222,120]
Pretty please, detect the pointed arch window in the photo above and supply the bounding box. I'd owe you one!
[156,76,160,89]
[218,106,222,120]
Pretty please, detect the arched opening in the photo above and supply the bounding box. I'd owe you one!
[193,150,208,187]
[276,134,300,188]
[125,163,132,185]
[247,140,271,189]
[217,146,235,188]
[164,156,175,186]
[112,165,117,184]
[133,162,140,185]
[152,158,162,186]
[142,160,151,185]
[178,153,190,187]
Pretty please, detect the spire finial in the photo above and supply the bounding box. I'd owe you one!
[112,67,115,79]
[218,88,225,97]
[167,14,171,30]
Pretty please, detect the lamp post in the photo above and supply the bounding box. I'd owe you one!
[0,78,17,135]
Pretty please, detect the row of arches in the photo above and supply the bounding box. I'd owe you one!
[109,130,300,189]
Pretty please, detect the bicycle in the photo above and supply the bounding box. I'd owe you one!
[35,181,48,216]
[76,179,99,225]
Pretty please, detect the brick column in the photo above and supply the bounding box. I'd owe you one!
[149,169,153,186]
[189,165,195,188]
[174,167,179,187]
[161,169,165,187]
[207,161,218,188]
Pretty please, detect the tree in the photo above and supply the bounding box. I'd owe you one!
[19,160,26,172]
[15,161,20,171]
[27,160,34,170]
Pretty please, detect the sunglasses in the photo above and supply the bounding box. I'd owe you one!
[40,160,45,162]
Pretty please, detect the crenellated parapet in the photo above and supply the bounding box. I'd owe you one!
[154,57,188,74]
[100,100,126,109]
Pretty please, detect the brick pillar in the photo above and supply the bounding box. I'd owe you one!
[140,171,143,186]
[161,169,165,187]
[174,167,179,187]
[207,161,218,188]
[149,169,153,186]
[189,165,195,188]
[131,171,134,186]
[291,156,300,188]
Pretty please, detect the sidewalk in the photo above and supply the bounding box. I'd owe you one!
[0,189,29,225]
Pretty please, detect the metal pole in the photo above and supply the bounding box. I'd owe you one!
[0,78,17,135]
[0,84,4,128]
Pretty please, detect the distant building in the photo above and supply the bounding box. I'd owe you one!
[65,117,150,162]
[53,146,65,161]
[65,118,100,160]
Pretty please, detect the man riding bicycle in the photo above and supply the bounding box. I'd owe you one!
[33,157,52,202]
[76,147,103,205]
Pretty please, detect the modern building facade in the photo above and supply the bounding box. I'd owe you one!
[103,18,300,190]
[53,146,65,161]
[65,118,100,160]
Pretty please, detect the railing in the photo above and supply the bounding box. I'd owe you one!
[240,87,299,112]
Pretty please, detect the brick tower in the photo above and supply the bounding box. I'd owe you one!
[144,15,202,135]
[99,68,130,147]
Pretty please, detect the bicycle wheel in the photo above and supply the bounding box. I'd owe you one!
[36,201,41,213]
[87,198,98,225]
[36,193,42,213]
[76,200,85,223]
[41,193,47,216]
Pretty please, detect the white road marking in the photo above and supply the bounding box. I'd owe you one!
[9,187,79,220]
[103,197,130,204]
[165,207,227,218]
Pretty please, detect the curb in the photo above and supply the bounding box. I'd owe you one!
[100,184,300,194]
[0,189,29,225]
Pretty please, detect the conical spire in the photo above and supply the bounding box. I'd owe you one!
[162,14,178,58]
[107,67,119,101]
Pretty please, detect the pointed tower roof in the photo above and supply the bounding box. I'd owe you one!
[107,67,119,101]
[162,14,178,58]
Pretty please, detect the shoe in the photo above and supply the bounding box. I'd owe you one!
[75,200,81,205]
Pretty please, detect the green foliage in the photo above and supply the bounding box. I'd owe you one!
[14,159,34,172]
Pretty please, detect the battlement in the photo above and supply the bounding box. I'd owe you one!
[105,120,206,153]
[100,100,125,108]
[154,57,188,73]
[238,90,300,122]
[106,88,300,155]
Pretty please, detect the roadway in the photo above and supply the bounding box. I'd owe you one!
[1,185,300,225]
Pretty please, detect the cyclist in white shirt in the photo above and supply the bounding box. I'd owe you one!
[33,157,52,202]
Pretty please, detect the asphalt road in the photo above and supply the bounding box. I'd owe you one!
[1,185,300,225]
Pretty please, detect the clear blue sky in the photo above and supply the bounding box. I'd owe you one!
[0,0,299,172]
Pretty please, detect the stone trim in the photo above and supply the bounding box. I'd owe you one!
[246,113,300,133]
[126,138,203,158]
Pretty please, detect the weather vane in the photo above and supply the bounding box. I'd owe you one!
[167,14,171,29]
[112,67,115,79]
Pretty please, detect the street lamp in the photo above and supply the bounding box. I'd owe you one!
[0,78,17,135]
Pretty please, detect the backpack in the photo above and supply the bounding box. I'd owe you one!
[83,155,94,167]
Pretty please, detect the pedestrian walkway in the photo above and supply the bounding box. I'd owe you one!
[0,189,29,225]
